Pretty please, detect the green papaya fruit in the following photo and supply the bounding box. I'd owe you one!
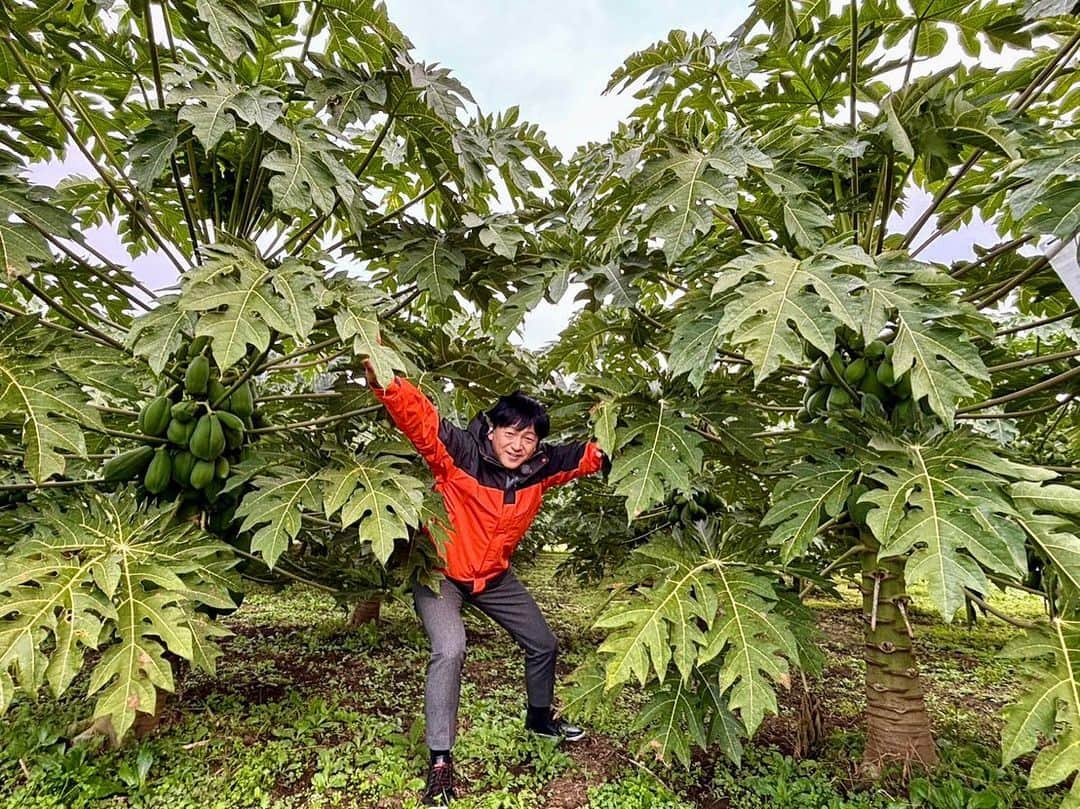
[858,370,887,399]
[171,400,199,423]
[895,374,913,400]
[876,361,896,387]
[214,456,230,479]
[167,418,196,446]
[172,450,196,487]
[143,448,172,494]
[844,357,868,386]
[230,381,254,418]
[216,411,245,434]
[827,386,852,410]
[190,335,211,356]
[208,378,228,406]
[138,395,172,437]
[884,343,895,361]
[102,446,155,482]
[189,459,216,490]
[807,387,829,415]
[865,341,886,359]
[185,355,211,396]
[189,414,223,460]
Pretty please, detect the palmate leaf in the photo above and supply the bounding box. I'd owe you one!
[389,236,466,303]
[594,537,797,737]
[715,245,863,383]
[234,468,322,567]
[762,458,858,563]
[1012,482,1080,603]
[195,0,264,62]
[607,401,704,520]
[860,434,1044,618]
[1002,619,1080,804]
[331,285,406,387]
[321,455,426,564]
[0,316,102,481]
[633,678,707,768]
[0,492,237,736]
[179,244,321,371]
[861,272,989,428]
[261,119,352,215]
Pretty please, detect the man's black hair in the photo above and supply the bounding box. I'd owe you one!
[487,391,550,439]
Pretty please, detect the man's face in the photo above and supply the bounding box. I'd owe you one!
[490,423,539,470]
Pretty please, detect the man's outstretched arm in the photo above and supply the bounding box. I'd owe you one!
[539,440,608,491]
[364,361,455,478]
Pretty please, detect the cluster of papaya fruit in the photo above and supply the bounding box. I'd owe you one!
[102,341,257,501]
[666,490,723,525]
[798,331,928,430]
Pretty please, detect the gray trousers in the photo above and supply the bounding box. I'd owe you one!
[413,569,558,750]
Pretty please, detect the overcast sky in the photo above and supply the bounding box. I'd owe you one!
[28,2,1010,348]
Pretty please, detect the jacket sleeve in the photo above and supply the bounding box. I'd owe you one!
[539,440,607,491]
[371,376,462,479]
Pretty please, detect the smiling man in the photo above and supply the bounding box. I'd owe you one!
[364,363,606,806]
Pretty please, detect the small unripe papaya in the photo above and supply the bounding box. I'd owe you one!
[139,395,172,437]
[189,459,216,490]
[215,457,230,479]
[171,400,199,423]
[876,361,896,387]
[172,450,196,487]
[143,448,172,494]
[185,355,210,396]
[230,381,255,418]
[827,386,852,410]
[102,446,155,482]
[167,418,196,446]
[844,357,868,386]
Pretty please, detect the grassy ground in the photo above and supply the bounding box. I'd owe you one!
[0,553,1061,809]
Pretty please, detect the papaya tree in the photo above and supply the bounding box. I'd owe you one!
[553,0,1080,798]
[0,0,578,739]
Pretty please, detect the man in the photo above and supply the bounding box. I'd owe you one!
[364,362,605,806]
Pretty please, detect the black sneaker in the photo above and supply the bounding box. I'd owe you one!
[422,753,455,806]
[525,707,587,742]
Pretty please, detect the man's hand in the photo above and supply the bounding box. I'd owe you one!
[362,358,380,389]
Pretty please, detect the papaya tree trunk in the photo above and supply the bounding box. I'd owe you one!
[860,546,938,774]
[348,598,381,627]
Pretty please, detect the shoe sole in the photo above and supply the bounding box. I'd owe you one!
[529,730,587,743]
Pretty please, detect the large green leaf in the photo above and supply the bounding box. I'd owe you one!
[234,469,322,567]
[861,436,1034,618]
[321,455,426,564]
[1002,620,1080,804]
[715,245,863,383]
[763,458,857,563]
[595,538,797,737]
[607,402,704,520]
[0,493,237,736]
[179,245,320,370]
[0,317,102,481]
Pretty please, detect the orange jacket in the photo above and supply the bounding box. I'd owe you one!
[373,377,605,592]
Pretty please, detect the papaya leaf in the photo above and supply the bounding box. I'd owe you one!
[179,245,320,371]
[608,401,704,520]
[0,492,237,738]
[763,458,857,563]
[861,436,1031,618]
[235,469,322,567]
[127,296,196,374]
[1002,619,1080,798]
[0,317,102,481]
[321,456,426,565]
